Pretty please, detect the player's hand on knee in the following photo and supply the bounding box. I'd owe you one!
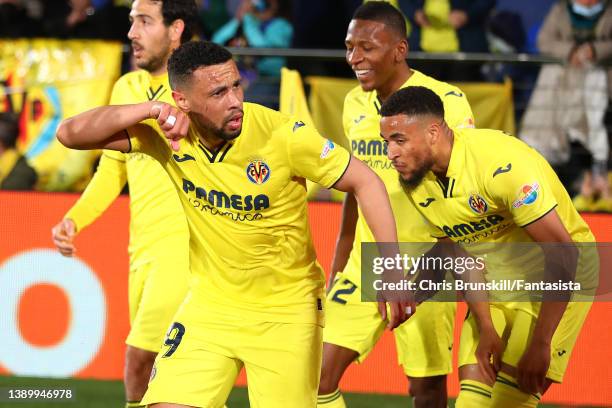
[149,102,189,152]
[475,326,503,383]
[51,219,77,257]
[516,341,551,394]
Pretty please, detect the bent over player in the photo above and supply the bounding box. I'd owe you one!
[380,86,594,408]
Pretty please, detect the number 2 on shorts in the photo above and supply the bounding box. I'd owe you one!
[331,279,357,305]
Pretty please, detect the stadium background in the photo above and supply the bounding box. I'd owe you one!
[2,0,612,406]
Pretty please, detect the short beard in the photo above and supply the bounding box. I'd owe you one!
[213,110,245,141]
[136,56,165,74]
[398,160,432,189]
[213,126,241,141]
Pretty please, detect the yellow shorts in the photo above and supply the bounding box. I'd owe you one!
[126,243,190,353]
[323,273,456,377]
[458,301,592,382]
[141,293,323,408]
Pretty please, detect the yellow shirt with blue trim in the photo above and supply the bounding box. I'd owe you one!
[65,71,189,264]
[341,69,475,286]
[128,102,351,325]
[406,128,595,305]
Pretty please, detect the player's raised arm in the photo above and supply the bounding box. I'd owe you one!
[56,101,189,152]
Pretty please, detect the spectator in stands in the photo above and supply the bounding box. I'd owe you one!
[520,0,612,211]
[0,112,37,190]
[198,0,231,39]
[401,0,496,81]
[212,0,293,77]
[212,0,292,107]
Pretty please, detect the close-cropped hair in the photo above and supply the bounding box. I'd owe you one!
[352,1,407,39]
[168,40,233,89]
[380,86,445,119]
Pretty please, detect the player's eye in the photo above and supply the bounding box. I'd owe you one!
[212,88,225,97]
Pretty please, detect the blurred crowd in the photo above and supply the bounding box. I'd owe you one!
[1,0,611,212]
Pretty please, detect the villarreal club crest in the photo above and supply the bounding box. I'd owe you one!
[468,193,488,215]
[246,160,271,185]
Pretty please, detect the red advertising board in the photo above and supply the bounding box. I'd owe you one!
[0,192,610,405]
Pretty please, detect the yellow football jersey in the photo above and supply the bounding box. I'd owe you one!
[405,128,595,303]
[66,71,189,263]
[407,128,593,243]
[128,103,351,325]
[341,69,475,286]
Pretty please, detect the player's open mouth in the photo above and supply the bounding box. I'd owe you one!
[227,113,243,130]
[354,69,373,79]
[132,43,144,57]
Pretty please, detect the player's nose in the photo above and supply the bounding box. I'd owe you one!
[127,23,139,40]
[347,49,363,66]
[387,144,399,160]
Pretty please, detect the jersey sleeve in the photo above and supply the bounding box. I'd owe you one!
[485,153,558,227]
[126,123,166,159]
[285,120,351,188]
[441,85,475,129]
[64,150,127,232]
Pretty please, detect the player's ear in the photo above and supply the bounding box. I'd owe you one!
[395,38,408,63]
[172,90,190,112]
[426,119,440,145]
[170,19,185,44]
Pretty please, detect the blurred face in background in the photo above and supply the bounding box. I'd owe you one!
[128,0,173,75]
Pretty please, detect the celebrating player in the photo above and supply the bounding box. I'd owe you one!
[318,3,473,407]
[56,40,410,408]
[50,1,197,407]
[380,85,594,408]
